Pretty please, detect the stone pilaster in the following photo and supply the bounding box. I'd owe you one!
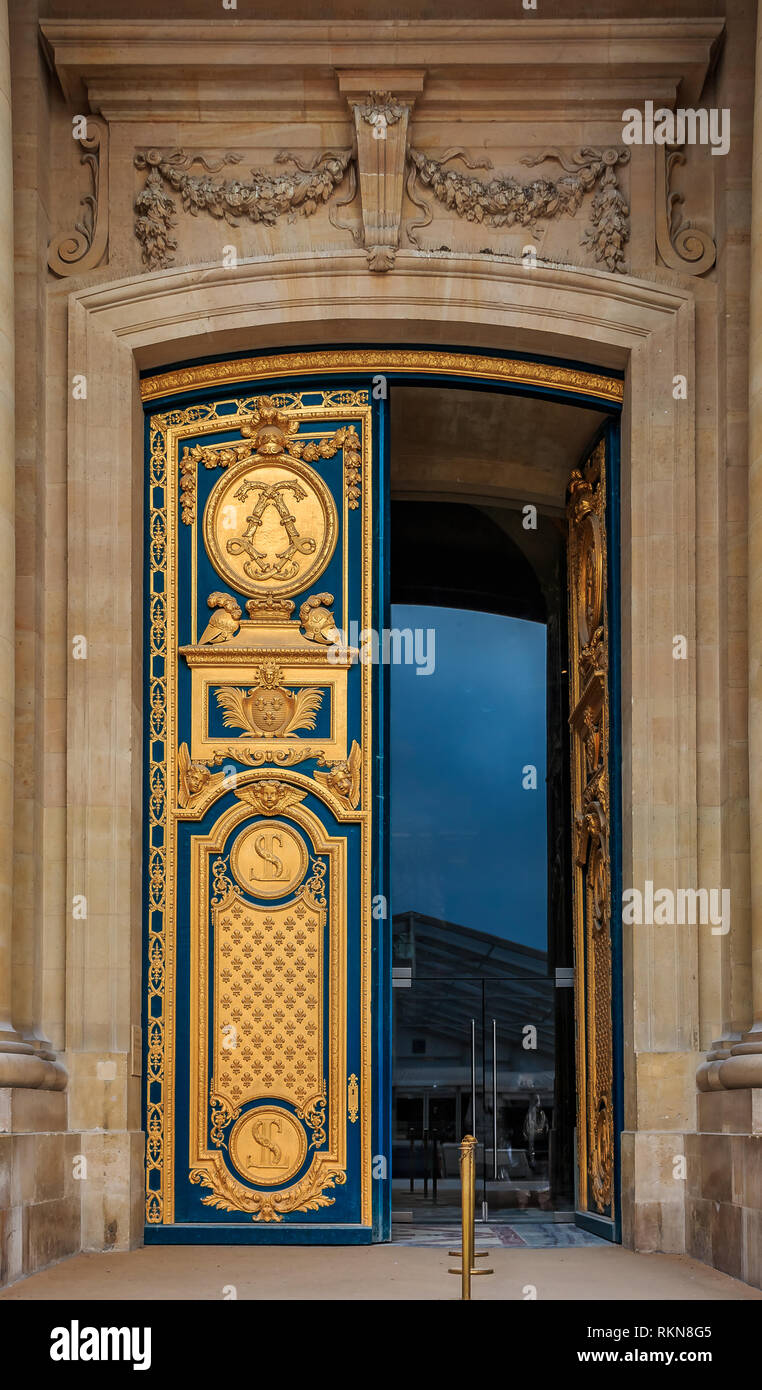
[0,0,63,1090]
[0,0,18,1063]
[733,0,762,1088]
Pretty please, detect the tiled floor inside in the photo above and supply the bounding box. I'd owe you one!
[391,1221,608,1247]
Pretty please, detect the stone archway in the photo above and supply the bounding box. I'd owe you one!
[61,251,698,1250]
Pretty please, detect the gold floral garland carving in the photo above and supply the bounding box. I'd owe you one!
[190,1159,346,1223]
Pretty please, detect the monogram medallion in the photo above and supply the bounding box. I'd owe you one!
[203,455,338,599]
[229,1107,308,1186]
[229,820,308,899]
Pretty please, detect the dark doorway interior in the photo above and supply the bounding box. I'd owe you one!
[390,499,575,1224]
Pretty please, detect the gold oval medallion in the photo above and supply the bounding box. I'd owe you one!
[230,820,308,899]
[203,456,338,599]
[229,1106,308,1187]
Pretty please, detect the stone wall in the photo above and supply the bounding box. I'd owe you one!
[2,1,762,1288]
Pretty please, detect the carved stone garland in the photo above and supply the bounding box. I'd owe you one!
[133,135,632,275]
[52,91,710,281]
[133,147,355,271]
[406,145,631,273]
[130,102,641,276]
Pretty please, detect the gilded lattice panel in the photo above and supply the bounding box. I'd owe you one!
[213,887,325,1112]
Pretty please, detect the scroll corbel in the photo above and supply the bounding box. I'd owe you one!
[48,117,109,276]
[655,143,716,275]
[337,71,425,271]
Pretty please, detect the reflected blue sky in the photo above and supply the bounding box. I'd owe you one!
[391,604,548,953]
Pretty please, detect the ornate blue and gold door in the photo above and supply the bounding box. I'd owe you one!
[142,371,387,1242]
[567,426,621,1239]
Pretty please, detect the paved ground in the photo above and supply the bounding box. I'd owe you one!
[390,1220,606,1246]
[1,1243,760,1301]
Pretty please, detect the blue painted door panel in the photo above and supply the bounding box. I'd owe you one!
[143,379,388,1242]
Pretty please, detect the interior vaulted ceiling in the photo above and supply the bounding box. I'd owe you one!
[391,384,606,512]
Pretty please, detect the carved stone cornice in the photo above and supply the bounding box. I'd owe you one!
[40,19,724,121]
[46,18,721,280]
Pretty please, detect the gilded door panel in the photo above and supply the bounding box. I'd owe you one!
[567,434,615,1222]
[144,386,375,1233]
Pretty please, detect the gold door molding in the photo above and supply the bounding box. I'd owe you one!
[145,384,373,1228]
[188,793,348,1221]
[567,435,614,1219]
[140,350,624,407]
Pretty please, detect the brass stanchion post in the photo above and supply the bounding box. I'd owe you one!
[461,1134,475,1300]
[448,1134,493,1300]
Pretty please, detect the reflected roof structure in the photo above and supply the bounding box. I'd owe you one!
[393,911,554,1092]
[393,908,549,978]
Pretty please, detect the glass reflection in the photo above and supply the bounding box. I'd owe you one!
[391,605,571,1219]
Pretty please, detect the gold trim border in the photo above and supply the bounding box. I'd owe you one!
[140,350,623,406]
[189,796,348,1213]
[144,356,618,1231]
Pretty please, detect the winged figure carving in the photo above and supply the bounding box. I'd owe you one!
[235,781,309,816]
[314,739,362,810]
